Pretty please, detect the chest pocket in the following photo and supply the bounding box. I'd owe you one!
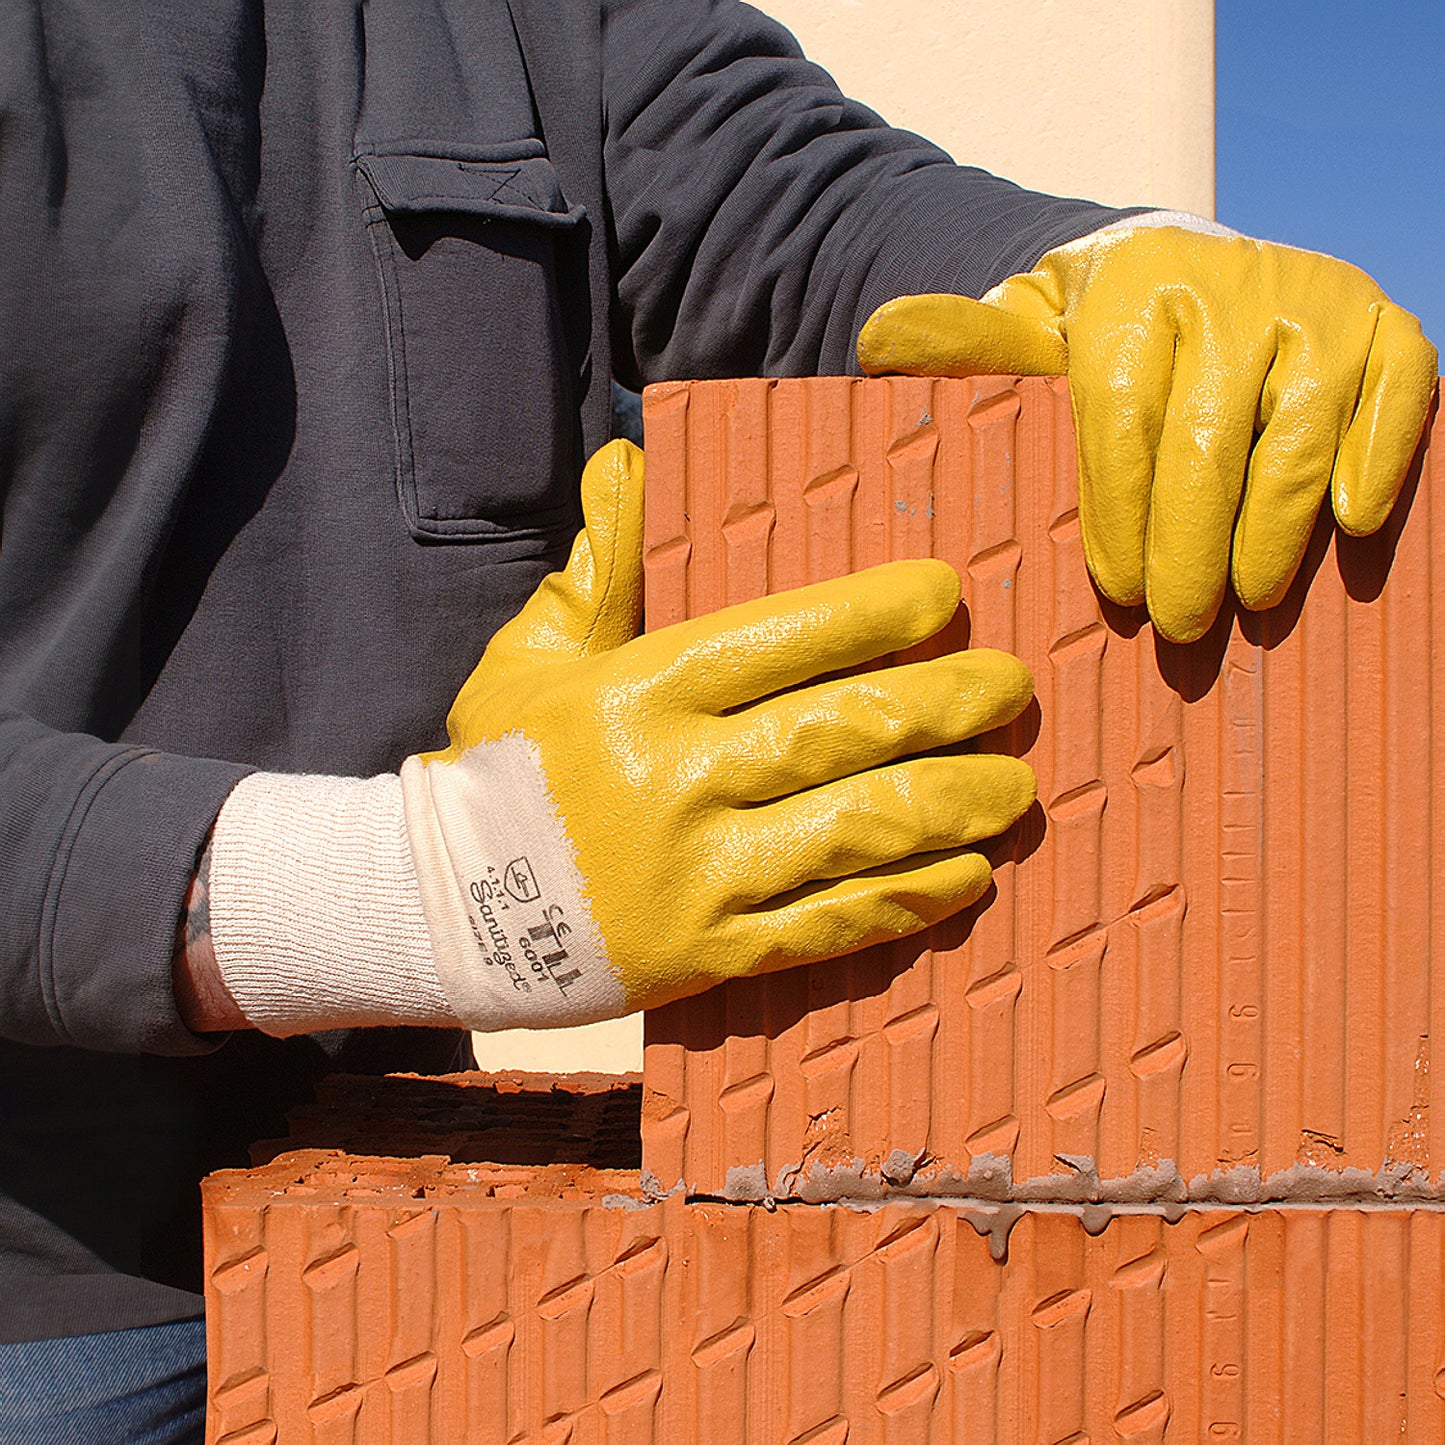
[356,145,586,541]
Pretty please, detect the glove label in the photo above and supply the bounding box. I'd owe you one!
[466,866,584,998]
[400,734,624,1029]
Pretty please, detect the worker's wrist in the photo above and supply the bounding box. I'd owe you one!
[209,771,460,1036]
[172,832,249,1033]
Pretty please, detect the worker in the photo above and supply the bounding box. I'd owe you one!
[0,1,1433,1439]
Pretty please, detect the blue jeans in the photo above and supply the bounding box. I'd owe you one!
[0,1318,206,1444]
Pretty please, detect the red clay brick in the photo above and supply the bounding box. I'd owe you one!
[641,376,1445,1202]
[205,1138,1445,1443]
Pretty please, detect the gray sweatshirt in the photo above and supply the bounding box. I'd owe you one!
[0,0,1137,1339]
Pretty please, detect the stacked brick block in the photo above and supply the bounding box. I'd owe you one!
[643,376,1444,1201]
[206,1123,1445,1442]
[206,377,1445,1441]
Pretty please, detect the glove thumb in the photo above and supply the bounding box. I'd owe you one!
[482,440,646,679]
[857,292,1069,378]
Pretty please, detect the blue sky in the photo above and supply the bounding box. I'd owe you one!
[1216,0,1445,347]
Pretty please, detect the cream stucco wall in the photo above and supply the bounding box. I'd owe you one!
[759,0,1215,216]
[472,1014,645,1075]
[474,0,1215,1078]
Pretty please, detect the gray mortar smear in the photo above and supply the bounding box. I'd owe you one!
[638,1169,686,1203]
[627,1157,1445,1259]
[602,1192,659,1212]
[746,1150,1445,1210]
[635,1156,1445,1263]
[721,1162,772,1202]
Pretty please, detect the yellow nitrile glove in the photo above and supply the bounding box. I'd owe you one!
[858,226,1439,643]
[399,440,1038,1027]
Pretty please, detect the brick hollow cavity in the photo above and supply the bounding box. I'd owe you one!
[205,377,1445,1442]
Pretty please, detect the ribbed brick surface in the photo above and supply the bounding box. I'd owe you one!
[205,1143,1445,1444]
[641,376,1444,1201]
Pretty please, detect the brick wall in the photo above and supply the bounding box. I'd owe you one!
[205,376,1445,1442]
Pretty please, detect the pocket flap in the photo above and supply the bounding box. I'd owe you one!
[354,149,583,229]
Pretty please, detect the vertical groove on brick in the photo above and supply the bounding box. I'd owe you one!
[1029,1212,1091,1442]
[1345,546,1388,1174]
[1412,1209,1445,1438]
[301,1206,362,1442]
[1218,633,1264,1176]
[716,379,782,1198]
[689,1202,753,1445]
[206,1201,274,1442]
[537,1205,593,1430]
[595,1216,665,1443]
[641,381,693,628]
[1104,1215,1165,1443]
[945,1214,1002,1443]
[1196,1213,1249,1444]
[780,1208,849,1443]
[381,1209,437,1443]
[1300,576,1350,1170]
[1259,580,1305,1184]
[872,1211,940,1441]
[1239,1204,1280,1445]
[1378,439,1435,1178]
[455,1206,512,1445]
[1359,1209,1409,1442]
[1280,1210,1327,1439]
[958,378,1022,1176]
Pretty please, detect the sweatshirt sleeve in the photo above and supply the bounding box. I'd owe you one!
[0,708,251,1055]
[600,0,1149,387]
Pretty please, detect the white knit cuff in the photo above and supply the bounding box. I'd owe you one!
[399,733,625,1030]
[209,772,458,1036]
[1096,209,1241,240]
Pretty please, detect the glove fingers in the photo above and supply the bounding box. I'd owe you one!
[1332,305,1439,537]
[483,440,646,674]
[714,648,1033,802]
[737,848,997,982]
[1230,354,1354,612]
[856,293,1068,378]
[648,558,961,713]
[1067,311,1176,610]
[1139,330,1266,643]
[733,755,1036,904]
